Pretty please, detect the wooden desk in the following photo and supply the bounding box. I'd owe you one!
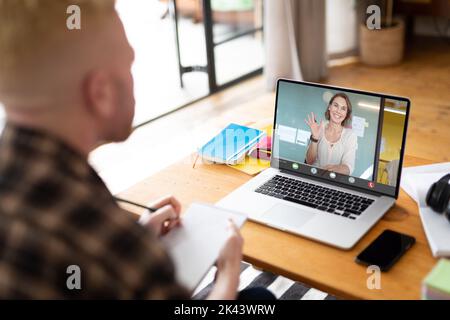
[120,154,437,300]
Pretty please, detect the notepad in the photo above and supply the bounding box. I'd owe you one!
[160,203,247,291]
[198,123,265,165]
[422,259,450,300]
[401,162,450,257]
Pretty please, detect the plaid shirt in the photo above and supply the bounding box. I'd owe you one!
[0,124,189,299]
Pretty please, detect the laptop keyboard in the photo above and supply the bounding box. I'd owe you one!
[255,175,375,220]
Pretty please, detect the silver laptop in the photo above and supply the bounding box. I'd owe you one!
[217,79,410,249]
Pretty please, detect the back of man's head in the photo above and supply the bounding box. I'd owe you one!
[0,0,114,104]
[0,0,135,147]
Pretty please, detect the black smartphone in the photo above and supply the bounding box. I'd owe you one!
[355,229,415,271]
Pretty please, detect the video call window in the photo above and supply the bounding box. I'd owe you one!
[272,81,407,195]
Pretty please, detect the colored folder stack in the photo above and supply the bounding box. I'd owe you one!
[198,123,265,165]
[422,259,450,300]
[228,124,272,176]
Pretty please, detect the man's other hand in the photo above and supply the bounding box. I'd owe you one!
[207,220,244,300]
[139,195,182,236]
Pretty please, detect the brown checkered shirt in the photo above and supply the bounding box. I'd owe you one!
[0,124,189,299]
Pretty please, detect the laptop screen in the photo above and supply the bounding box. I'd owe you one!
[271,79,410,198]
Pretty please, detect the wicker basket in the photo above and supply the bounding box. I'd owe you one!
[359,19,405,66]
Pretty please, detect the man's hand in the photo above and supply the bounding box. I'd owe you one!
[207,220,244,300]
[139,195,182,236]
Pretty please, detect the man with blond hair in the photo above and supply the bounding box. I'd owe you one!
[0,0,244,299]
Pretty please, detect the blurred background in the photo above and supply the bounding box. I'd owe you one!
[1,0,447,193]
[111,0,449,127]
[116,0,264,125]
[94,0,449,193]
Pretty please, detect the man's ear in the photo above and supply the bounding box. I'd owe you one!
[83,70,115,119]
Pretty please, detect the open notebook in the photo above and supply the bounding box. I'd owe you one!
[401,162,450,257]
[160,203,247,291]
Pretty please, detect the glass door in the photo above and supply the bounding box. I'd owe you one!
[172,0,264,94]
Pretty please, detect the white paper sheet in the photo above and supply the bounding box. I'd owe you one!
[400,163,450,257]
[160,203,247,291]
[277,125,297,144]
[351,116,366,138]
[296,129,310,146]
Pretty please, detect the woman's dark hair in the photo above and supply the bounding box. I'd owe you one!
[325,93,352,126]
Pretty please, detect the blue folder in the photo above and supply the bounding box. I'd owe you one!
[198,123,265,165]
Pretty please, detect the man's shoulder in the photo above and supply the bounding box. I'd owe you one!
[0,186,175,299]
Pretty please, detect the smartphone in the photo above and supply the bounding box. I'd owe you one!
[355,229,415,271]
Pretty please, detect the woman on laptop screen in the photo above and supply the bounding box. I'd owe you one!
[304,93,357,176]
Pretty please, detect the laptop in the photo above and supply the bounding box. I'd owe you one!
[217,79,410,249]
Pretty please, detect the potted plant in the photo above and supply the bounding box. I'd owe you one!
[358,0,405,66]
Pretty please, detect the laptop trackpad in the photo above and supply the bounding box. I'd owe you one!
[261,203,315,230]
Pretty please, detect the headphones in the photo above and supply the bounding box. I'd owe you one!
[426,173,450,223]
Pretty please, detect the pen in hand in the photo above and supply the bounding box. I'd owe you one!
[113,196,157,212]
[114,196,182,235]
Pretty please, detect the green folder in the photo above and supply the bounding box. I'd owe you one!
[424,259,450,295]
